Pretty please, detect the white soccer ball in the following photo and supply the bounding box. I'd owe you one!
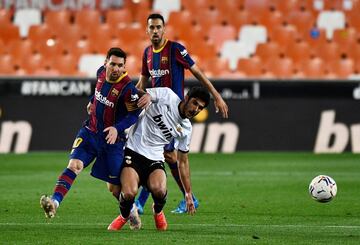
[309,175,337,203]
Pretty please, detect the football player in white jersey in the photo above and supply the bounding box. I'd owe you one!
[107,86,210,231]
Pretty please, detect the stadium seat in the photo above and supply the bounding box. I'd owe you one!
[255,41,284,62]
[266,56,295,79]
[220,40,251,70]
[152,0,181,22]
[22,53,46,74]
[201,57,232,78]
[44,10,72,28]
[237,56,264,78]
[301,57,326,78]
[286,9,316,35]
[213,0,243,16]
[187,40,217,62]
[0,54,16,75]
[332,28,358,48]
[79,54,106,77]
[208,25,237,53]
[125,0,151,25]
[286,40,314,65]
[193,8,223,35]
[315,41,342,61]
[268,24,298,46]
[330,57,355,78]
[259,10,285,30]
[52,54,79,76]
[13,9,42,38]
[238,25,267,54]
[167,11,194,34]
[0,24,20,44]
[0,9,12,26]
[74,9,102,33]
[317,11,346,39]
[105,9,133,29]
[225,9,250,30]
[125,55,142,77]
[346,10,360,31]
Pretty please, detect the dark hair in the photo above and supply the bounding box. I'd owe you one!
[106,47,127,62]
[147,13,165,25]
[187,86,210,108]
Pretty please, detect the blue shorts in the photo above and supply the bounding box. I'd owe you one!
[164,139,175,152]
[70,127,125,185]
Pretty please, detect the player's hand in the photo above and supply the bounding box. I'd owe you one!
[185,192,196,215]
[214,96,229,119]
[86,102,93,115]
[103,126,118,144]
[137,93,151,109]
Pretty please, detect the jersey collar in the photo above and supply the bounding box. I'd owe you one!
[107,71,128,84]
[153,39,168,53]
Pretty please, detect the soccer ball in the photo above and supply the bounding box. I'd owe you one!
[309,175,337,203]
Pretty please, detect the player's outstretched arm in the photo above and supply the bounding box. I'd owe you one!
[178,151,196,215]
[189,64,229,118]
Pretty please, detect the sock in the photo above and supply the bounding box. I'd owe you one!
[137,187,150,207]
[52,168,77,205]
[119,192,134,218]
[152,191,167,214]
[167,161,185,195]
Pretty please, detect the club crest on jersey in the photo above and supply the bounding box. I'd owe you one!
[111,88,119,97]
[176,124,183,133]
[161,56,168,64]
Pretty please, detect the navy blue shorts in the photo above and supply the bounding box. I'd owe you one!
[70,127,125,185]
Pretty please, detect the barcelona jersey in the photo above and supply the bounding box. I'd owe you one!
[86,66,140,136]
[141,39,195,99]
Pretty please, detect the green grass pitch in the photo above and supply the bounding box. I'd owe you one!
[0,152,359,244]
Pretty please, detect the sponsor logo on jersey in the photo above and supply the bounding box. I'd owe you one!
[149,69,170,78]
[152,114,173,140]
[95,89,114,108]
[180,49,188,57]
[161,56,168,64]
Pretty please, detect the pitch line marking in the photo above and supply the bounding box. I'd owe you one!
[0,223,359,229]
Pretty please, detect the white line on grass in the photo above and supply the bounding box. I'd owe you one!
[1,223,359,229]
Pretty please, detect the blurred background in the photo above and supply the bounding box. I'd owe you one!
[0,0,359,154]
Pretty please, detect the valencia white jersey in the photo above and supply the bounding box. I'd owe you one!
[126,87,192,161]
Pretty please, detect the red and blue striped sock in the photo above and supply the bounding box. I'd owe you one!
[52,168,77,205]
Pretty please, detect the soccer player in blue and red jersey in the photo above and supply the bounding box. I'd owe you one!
[132,13,229,219]
[40,47,142,218]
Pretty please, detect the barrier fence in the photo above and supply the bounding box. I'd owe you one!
[0,78,359,153]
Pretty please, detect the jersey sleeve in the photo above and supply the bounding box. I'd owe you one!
[173,42,195,69]
[146,87,179,105]
[114,83,142,133]
[141,47,151,77]
[176,123,192,153]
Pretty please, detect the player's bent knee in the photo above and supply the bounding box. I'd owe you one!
[67,159,84,174]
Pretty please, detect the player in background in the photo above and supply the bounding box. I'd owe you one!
[134,13,229,215]
[107,86,210,231]
[40,47,142,218]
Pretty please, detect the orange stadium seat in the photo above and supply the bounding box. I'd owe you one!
[301,57,326,78]
[0,24,20,44]
[125,55,142,77]
[244,0,270,16]
[347,42,360,61]
[225,9,250,30]
[7,39,36,58]
[167,11,194,34]
[105,9,133,29]
[181,0,215,13]
[0,54,16,75]
[208,25,237,53]
[0,9,12,26]
[255,41,284,62]
[315,41,342,61]
[259,10,285,30]
[302,28,328,49]
[124,0,151,25]
[52,54,79,76]
[269,24,299,45]
[213,0,244,14]
[346,11,360,31]
[237,56,264,78]
[22,53,46,74]
[44,10,72,28]
[330,57,355,78]
[286,9,316,35]
[187,40,217,61]
[201,57,231,78]
[74,9,102,33]
[194,8,223,35]
[266,56,295,78]
[332,28,358,48]
[286,40,314,65]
